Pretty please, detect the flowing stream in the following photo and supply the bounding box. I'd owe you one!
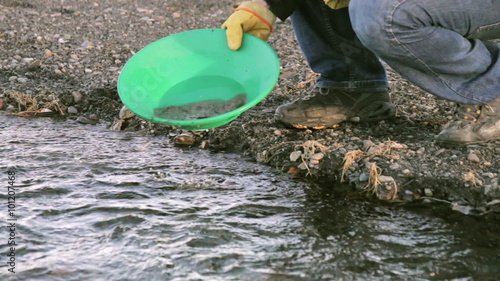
[0,115,498,281]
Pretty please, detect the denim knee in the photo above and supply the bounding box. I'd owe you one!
[349,0,392,55]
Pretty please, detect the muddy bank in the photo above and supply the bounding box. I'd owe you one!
[0,0,498,218]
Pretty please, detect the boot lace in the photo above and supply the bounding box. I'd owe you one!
[454,104,482,123]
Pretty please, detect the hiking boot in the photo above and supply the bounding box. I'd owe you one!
[274,87,395,129]
[435,97,500,145]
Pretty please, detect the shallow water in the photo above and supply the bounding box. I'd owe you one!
[0,116,498,281]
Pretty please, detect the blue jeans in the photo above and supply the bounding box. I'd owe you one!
[350,0,500,104]
[290,0,389,92]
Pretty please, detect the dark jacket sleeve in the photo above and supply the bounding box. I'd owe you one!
[265,0,305,21]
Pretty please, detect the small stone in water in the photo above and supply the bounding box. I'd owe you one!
[154,93,247,120]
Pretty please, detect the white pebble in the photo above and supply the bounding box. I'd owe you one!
[67,106,78,114]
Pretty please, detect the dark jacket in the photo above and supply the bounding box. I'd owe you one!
[265,0,349,20]
[264,0,304,20]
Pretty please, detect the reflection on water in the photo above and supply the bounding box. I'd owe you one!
[0,116,499,281]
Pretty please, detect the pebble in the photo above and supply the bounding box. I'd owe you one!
[119,105,135,119]
[173,134,196,146]
[378,175,394,183]
[273,130,282,136]
[8,76,17,82]
[67,106,78,114]
[298,162,308,170]
[359,172,369,182]
[17,77,28,83]
[309,159,320,165]
[44,49,52,58]
[389,163,400,170]
[435,148,446,156]
[467,152,480,163]
[310,153,325,161]
[22,58,34,64]
[72,91,83,103]
[110,119,124,131]
[424,188,433,197]
[363,139,375,150]
[6,104,15,112]
[451,204,472,215]
[289,151,302,162]
[76,116,98,125]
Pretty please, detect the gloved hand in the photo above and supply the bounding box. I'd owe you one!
[221,1,276,50]
[324,0,350,9]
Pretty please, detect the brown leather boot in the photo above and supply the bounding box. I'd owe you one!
[274,87,395,129]
[436,97,500,145]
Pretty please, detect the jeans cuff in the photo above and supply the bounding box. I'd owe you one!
[315,80,390,92]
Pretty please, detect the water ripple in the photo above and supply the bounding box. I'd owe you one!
[0,116,498,281]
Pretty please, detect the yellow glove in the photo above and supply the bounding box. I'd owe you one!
[323,0,350,9]
[221,1,276,50]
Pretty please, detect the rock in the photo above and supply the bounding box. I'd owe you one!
[424,188,433,197]
[22,58,34,64]
[76,116,98,125]
[363,139,375,150]
[26,60,42,71]
[297,162,308,170]
[173,134,196,146]
[38,108,53,115]
[359,172,369,182]
[72,91,83,103]
[67,106,78,114]
[6,104,15,112]
[273,129,282,136]
[309,159,320,165]
[290,151,302,162]
[451,204,473,215]
[44,49,52,58]
[119,105,135,119]
[435,148,446,156]
[110,119,124,131]
[389,163,400,170]
[467,151,480,163]
[367,145,382,155]
[311,153,324,161]
[378,175,394,183]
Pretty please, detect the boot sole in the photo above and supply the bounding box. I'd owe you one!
[277,103,396,129]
